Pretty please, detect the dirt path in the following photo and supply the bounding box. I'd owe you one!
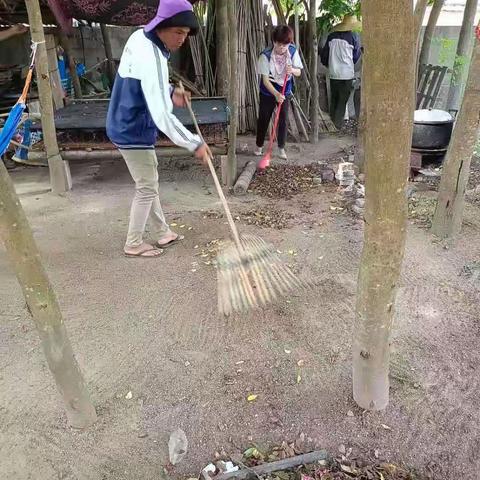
[0,144,479,479]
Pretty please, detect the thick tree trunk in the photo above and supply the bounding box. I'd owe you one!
[308,0,319,143]
[419,0,445,68]
[353,0,416,411]
[227,1,238,187]
[25,0,71,194]
[446,0,479,112]
[100,24,115,88]
[0,161,97,428]
[431,24,480,240]
[216,0,229,96]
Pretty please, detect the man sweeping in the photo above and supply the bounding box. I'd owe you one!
[107,0,210,258]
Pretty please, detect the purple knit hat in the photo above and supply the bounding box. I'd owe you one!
[144,0,199,35]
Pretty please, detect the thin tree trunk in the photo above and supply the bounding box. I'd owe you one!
[414,0,429,42]
[354,63,366,173]
[58,33,83,99]
[100,24,115,88]
[25,0,71,194]
[431,23,480,240]
[446,0,479,112]
[419,0,445,68]
[353,0,416,411]
[0,161,97,428]
[216,0,229,96]
[227,1,238,187]
[294,0,300,46]
[272,0,287,24]
[308,0,319,143]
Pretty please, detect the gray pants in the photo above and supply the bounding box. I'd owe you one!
[120,149,171,247]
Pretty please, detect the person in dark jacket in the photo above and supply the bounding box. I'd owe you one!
[255,25,303,164]
[106,0,210,258]
[320,16,361,129]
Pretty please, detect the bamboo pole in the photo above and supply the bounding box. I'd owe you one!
[418,0,445,68]
[216,0,229,96]
[25,0,71,193]
[0,160,97,428]
[308,0,319,143]
[100,24,115,88]
[227,0,238,187]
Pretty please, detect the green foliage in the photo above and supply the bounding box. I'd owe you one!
[317,0,361,34]
[432,36,470,86]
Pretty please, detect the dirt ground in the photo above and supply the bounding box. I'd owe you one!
[1,135,479,480]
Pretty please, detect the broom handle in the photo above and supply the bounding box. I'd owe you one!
[179,83,243,251]
[265,74,289,155]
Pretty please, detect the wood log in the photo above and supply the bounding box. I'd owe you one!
[214,451,329,480]
[233,160,256,195]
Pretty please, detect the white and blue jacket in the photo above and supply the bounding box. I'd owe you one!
[106,29,202,151]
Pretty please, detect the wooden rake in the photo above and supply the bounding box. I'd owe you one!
[181,85,309,316]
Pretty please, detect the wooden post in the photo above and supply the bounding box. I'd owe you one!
[308,0,319,143]
[352,0,416,411]
[431,22,480,240]
[0,160,97,428]
[227,1,238,188]
[446,0,479,112]
[25,0,72,194]
[216,0,230,96]
[58,33,83,99]
[100,24,115,88]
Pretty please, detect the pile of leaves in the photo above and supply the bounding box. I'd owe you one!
[408,196,437,228]
[251,164,324,199]
[240,207,294,229]
[238,443,417,480]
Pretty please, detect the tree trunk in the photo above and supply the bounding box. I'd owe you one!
[58,33,83,99]
[0,161,97,428]
[227,0,238,187]
[431,24,480,240]
[294,0,300,47]
[100,24,115,88]
[354,66,366,173]
[353,0,416,411]
[272,0,287,24]
[216,0,229,96]
[414,0,429,43]
[25,0,72,194]
[308,0,319,143]
[446,0,479,112]
[419,0,445,68]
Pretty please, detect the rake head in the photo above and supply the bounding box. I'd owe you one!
[216,234,311,316]
[257,152,271,171]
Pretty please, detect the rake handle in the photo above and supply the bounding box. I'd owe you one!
[265,74,289,157]
[179,83,243,252]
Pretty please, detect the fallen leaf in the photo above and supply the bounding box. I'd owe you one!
[243,447,262,459]
[170,223,178,227]
[297,359,305,367]
[347,410,354,417]
[194,245,199,249]
[381,424,392,430]
[184,361,191,367]
[296,373,302,384]
[338,444,346,455]
[188,227,193,231]
[340,465,357,474]
[125,391,133,400]
[284,349,292,354]
[374,449,380,458]
[179,225,185,228]
[235,361,245,365]
[247,394,258,402]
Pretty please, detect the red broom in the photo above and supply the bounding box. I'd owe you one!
[257,74,289,171]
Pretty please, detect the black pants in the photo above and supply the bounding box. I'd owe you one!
[256,93,290,149]
[330,79,353,129]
